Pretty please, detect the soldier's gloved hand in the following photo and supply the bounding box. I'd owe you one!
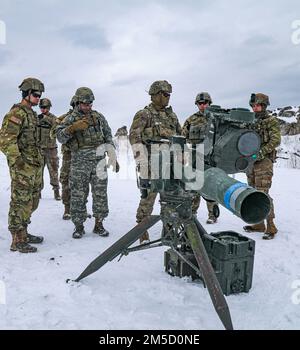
[107,157,120,173]
[13,156,26,170]
[66,118,89,134]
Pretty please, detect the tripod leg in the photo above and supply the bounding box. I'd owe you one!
[193,216,206,238]
[185,221,234,330]
[74,215,161,282]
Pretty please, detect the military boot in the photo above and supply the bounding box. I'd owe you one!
[243,222,266,233]
[10,229,37,253]
[206,203,219,224]
[25,226,44,244]
[63,204,71,220]
[206,213,217,224]
[263,219,278,240]
[93,219,109,237]
[139,231,150,244]
[54,188,61,201]
[72,224,85,239]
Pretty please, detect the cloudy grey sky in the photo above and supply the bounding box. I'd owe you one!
[0,0,299,131]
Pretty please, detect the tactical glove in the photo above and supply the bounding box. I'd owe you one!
[107,157,120,173]
[106,147,120,173]
[66,119,89,134]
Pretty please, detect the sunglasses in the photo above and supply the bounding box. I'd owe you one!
[198,101,209,105]
[161,92,170,98]
[32,92,41,98]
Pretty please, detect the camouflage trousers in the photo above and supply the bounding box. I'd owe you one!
[136,191,158,223]
[8,163,43,232]
[70,151,108,226]
[247,157,275,219]
[59,149,71,206]
[192,194,217,217]
[42,148,59,190]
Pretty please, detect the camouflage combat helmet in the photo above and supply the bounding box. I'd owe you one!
[18,77,45,93]
[249,93,270,107]
[70,95,78,108]
[195,92,212,105]
[149,80,172,95]
[39,98,52,108]
[75,87,95,103]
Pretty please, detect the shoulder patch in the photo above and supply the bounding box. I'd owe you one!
[9,116,22,125]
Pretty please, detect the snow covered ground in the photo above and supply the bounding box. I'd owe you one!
[0,151,300,330]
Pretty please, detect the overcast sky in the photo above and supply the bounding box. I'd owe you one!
[0,0,299,131]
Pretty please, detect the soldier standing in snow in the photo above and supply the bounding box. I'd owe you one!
[182,92,219,224]
[0,78,45,253]
[38,98,61,201]
[129,80,182,244]
[54,96,77,220]
[56,87,119,239]
[244,93,281,240]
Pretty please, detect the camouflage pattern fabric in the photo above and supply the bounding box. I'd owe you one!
[0,103,43,166]
[70,149,108,225]
[56,109,113,149]
[246,111,281,220]
[38,112,58,149]
[38,112,60,190]
[0,102,43,231]
[182,111,209,144]
[56,111,73,206]
[192,194,216,216]
[129,103,181,223]
[9,163,43,231]
[41,148,60,190]
[136,192,158,223]
[129,103,181,144]
[183,111,217,215]
[56,108,114,226]
[59,148,71,206]
[247,158,275,219]
[252,112,281,161]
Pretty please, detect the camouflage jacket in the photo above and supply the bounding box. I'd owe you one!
[129,103,182,146]
[56,108,114,157]
[53,110,73,153]
[0,102,43,167]
[38,112,57,149]
[253,112,281,161]
[182,111,209,144]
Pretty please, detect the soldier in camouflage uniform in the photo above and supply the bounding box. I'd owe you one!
[56,87,119,239]
[243,93,281,240]
[0,78,45,253]
[182,92,219,224]
[55,96,77,220]
[129,80,182,243]
[38,98,61,200]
